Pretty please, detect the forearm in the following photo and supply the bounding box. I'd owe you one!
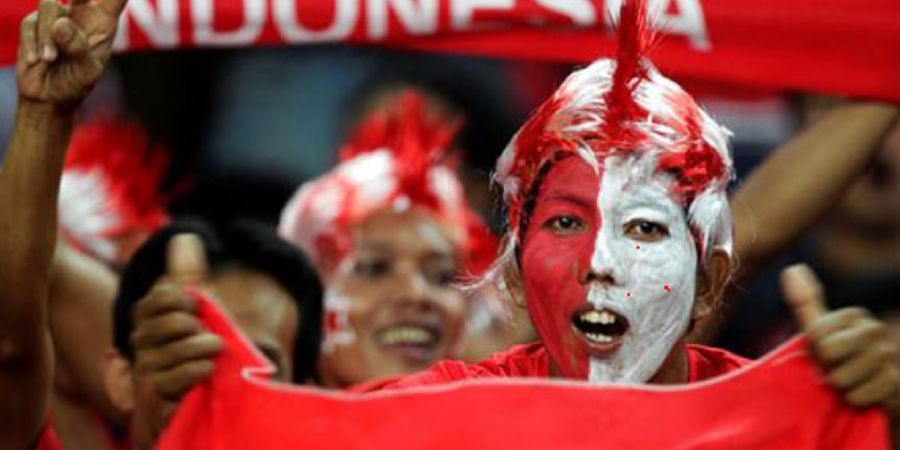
[731,103,900,281]
[0,99,74,448]
[0,99,74,315]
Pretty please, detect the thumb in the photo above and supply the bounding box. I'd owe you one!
[780,264,828,330]
[166,234,209,286]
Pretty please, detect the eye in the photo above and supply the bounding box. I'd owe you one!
[542,215,586,235]
[353,258,391,278]
[624,220,669,242]
[425,267,458,286]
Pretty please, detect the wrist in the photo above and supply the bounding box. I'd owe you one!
[15,97,76,133]
[17,97,77,117]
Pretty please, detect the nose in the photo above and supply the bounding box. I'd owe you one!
[579,264,617,286]
[581,227,620,286]
[395,260,432,303]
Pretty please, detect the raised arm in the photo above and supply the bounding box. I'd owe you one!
[0,0,125,447]
[730,102,900,283]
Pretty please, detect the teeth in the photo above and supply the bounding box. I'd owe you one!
[599,311,616,325]
[585,333,613,343]
[581,310,617,325]
[581,310,603,323]
[379,326,434,345]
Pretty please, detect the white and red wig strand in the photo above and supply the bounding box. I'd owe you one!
[59,119,171,265]
[491,0,733,275]
[279,92,495,276]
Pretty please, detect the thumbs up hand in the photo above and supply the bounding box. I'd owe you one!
[781,264,900,415]
[131,234,223,401]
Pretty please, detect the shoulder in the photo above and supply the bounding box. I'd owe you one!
[351,342,549,392]
[685,344,752,382]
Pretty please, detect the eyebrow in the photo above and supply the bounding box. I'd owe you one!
[356,242,392,253]
[544,192,594,209]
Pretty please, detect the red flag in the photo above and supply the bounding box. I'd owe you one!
[155,289,889,450]
[1,0,898,101]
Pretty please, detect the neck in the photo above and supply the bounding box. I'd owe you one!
[648,339,690,384]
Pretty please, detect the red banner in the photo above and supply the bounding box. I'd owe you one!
[155,291,889,450]
[1,0,899,101]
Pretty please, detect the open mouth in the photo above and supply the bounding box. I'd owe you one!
[571,307,630,356]
[374,324,442,363]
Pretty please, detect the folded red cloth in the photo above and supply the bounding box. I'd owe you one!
[156,290,889,450]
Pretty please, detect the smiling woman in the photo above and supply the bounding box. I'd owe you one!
[317,208,468,386]
[278,91,494,388]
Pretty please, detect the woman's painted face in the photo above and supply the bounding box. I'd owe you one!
[520,154,698,383]
[318,209,468,387]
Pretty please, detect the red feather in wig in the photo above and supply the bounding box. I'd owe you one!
[63,119,171,238]
[340,92,462,213]
[597,0,656,150]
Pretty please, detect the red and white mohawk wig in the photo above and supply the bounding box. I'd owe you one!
[493,0,732,268]
[279,91,496,276]
[59,119,171,265]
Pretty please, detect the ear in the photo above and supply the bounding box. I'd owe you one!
[103,348,136,413]
[502,257,527,310]
[692,248,731,326]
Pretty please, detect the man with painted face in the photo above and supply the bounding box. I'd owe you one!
[352,2,900,430]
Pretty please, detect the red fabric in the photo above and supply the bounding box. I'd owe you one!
[1,0,898,101]
[156,290,890,450]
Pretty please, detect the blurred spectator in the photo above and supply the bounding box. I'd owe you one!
[716,102,900,356]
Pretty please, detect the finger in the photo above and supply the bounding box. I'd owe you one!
[166,234,209,286]
[132,283,196,322]
[826,342,896,390]
[813,319,886,365]
[130,311,202,350]
[19,12,39,66]
[845,366,900,409]
[150,359,215,401]
[805,307,870,344]
[780,264,828,331]
[37,0,64,62]
[52,17,89,59]
[135,332,222,373]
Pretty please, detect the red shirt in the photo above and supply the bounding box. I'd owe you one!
[156,292,890,450]
[354,341,750,391]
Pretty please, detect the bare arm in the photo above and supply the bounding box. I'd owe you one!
[0,0,126,447]
[0,98,72,450]
[49,241,122,422]
[731,102,900,283]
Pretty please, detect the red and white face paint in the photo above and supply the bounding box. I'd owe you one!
[489,0,733,385]
[522,153,697,383]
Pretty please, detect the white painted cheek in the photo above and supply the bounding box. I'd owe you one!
[320,261,358,354]
[585,161,698,384]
